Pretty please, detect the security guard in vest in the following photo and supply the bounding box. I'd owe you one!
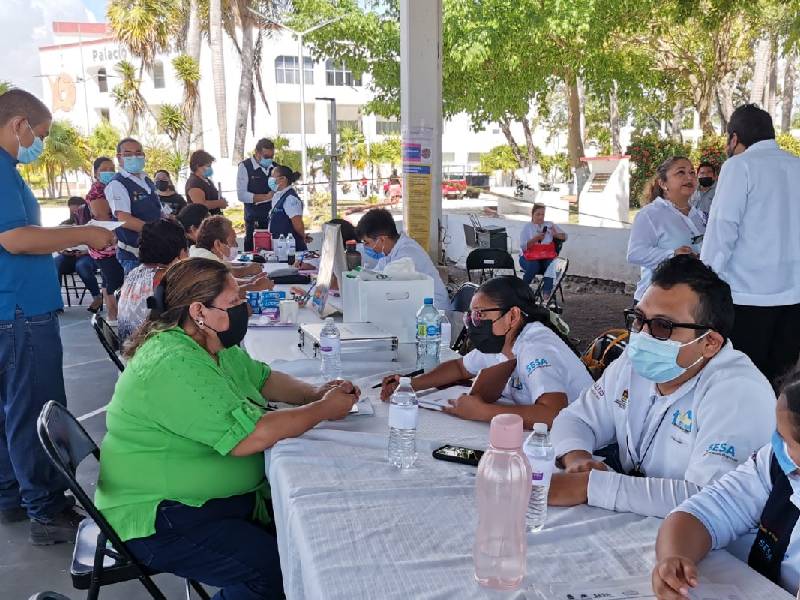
[236,138,276,251]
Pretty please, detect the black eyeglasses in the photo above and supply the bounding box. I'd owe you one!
[624,308,712,341]
[463,307,507,328]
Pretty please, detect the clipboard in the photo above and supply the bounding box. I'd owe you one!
[470,359,517,403]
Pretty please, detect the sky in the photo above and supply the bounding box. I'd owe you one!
[0,0,105,98]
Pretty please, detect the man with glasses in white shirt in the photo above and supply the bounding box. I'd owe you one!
[701,104,800,384]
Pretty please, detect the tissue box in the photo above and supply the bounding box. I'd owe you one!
[341,271,435,343]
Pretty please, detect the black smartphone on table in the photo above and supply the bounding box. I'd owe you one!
[432,444,484,467]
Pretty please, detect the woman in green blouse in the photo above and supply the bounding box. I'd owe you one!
[95,257,358,599]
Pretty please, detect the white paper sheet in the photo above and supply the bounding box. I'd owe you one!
[88,219,125,230]
[539,576,745,600]
[416,385,472,411]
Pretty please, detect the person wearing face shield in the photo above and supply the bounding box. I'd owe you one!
[547,255,776,519]
[689,161,717,218]
[188,215,273,295]
[104,137,173,276]
[652,368,800,599]
[627,156,706,305]
[96,258,361,598]
[701,104,800,386]
[380,276,592,429]
[0,89,116,544]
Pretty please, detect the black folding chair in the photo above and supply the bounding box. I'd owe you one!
[534,256,569,314]
[62,273,88,308]
[465,248,516,283]
[36,401,210,600]
[448,282,479,355]
[91,315,124,373]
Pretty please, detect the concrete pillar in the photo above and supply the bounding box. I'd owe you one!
[400,0,443,258]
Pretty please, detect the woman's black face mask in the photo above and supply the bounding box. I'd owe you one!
[467,311,509,354]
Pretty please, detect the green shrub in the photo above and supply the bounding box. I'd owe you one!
[626,134,691,208]
[777,132,800,157]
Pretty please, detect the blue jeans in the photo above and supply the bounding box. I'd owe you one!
[126,493,284,600]
[0,310,70,521]
[519,256,554,293]
[54,253,101,298]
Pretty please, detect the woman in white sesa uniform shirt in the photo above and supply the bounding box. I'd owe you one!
[627,156,706,303]
[380,276,592,429]
[653,368,800,599]
[547,256,775,517]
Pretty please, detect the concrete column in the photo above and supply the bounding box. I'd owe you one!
[400,0,443,258]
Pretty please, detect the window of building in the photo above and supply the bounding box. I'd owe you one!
[97,67,108,93]
[276,56,314,85]
[277,102,315,134]
[152,61,165,89]
[325,60,361,87]
[327,104,362,134]
[442,152,456,163]
[99,108,110,121]
[467,152,484,163]
[376,117,400,135]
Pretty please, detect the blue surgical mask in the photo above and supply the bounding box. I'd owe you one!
[98,171,115,185]
[268,177,279,192]
[627,330,708,383]
[363,245,385,261]
[204,166,214,178]
[16,121,44,164]
[772,431,799,475]
[123,156,146,174]
[259,157,273,169]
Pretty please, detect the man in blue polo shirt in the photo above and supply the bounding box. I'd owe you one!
[0,88,114,545]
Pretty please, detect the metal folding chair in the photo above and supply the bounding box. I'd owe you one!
[91,315,124,373]
[465,248,516,283]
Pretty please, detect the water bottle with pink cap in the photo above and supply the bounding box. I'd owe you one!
[473,414,532,590]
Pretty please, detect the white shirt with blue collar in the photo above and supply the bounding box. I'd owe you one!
[550,342,776,517]
[677,444,800,595]
[376,233,449,309]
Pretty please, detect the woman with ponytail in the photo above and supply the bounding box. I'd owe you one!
[627,156,705,304]
[96,257,360,597]
[380,276,592,429]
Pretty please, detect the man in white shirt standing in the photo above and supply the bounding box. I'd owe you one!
[547,255,775,518]
[701,104,800,384]
[356,208,450,309]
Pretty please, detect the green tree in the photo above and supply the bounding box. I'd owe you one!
[87,121,122,162]
[157,104,187,153]
[0,81,12,95]
[479,145,523,174]
[338,126,366,180]
[111,60,149,134]
[172,54,202,152]
[21,121,89,198]
[107,0,181,76]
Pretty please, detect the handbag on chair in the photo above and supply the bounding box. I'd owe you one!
[523,242,558,261]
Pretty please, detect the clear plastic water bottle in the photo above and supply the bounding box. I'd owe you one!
[388,377,418,469]
[523,423,555,532]
[474,414,531,590]
[286,233,296,264]
[319,317,341,380]
[438,310,451,355]
[276,234,287,261]
[415,298,441,371]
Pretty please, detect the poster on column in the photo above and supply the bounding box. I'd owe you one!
[402,125,434,251]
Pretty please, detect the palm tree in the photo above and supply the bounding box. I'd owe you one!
[25,121,90,198]
[338,126,366,181]
[209,0,229,157]
[0,81,12,95]
[231,0,256,164]
[111,60,148,134]
[185,0,204,147]
[172,54,202,152]
[158,104,187,153]
[107,0,181,77]
[87,120,122,160]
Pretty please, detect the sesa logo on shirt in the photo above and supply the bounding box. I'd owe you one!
[525,358,551,375]
[671,409,693,433]
[705,442,736,461]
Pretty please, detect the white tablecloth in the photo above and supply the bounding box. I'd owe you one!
[244,282,792,600]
